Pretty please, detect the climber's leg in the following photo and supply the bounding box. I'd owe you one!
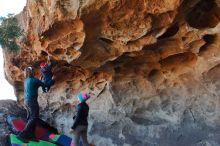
[37,118,59,134]
[73,126,81,146]
[81,126,89,146]
[17,102,39,142]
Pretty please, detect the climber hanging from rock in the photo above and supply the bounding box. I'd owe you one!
[16,66,58,142]
[39,55,56,92]
[70,91,92,146]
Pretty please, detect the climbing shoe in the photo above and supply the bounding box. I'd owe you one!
[17,133,39,142]
[16,135,29,143]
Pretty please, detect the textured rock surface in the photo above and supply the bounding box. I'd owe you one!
[2,0,220,145]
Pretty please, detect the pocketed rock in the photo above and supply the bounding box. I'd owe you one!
[2,0,220,145]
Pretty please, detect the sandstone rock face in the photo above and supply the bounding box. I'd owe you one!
[3,0,220,145]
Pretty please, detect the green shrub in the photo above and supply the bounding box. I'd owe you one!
[0,15,23,51]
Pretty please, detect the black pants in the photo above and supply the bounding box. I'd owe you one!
[73,125,89,146]
[22,101,58,137]
[19,102,39,138]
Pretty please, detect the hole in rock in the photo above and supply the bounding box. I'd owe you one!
[53,48,64,55]
[199,34,216,54]
[187,0,220,29]
[12,58,20,67]
[41,20,71,38]
[198,44,208,54]
[148,69,159,77]
[158,24,179,40]
[66,50,71,56]
[202,34,215,43]
[41,50,48,56]
[93,71,99,76]
[114,66,121,73]
[98,37,113,44]
[63,62,71,67]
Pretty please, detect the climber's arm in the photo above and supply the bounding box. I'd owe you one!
[36,78,47,92]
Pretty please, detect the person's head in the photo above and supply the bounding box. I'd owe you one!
[24,66,34,78]
[77,91,91,103]
[39,62,47,69]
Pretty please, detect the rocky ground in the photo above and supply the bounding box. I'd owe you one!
[0,100,25,146]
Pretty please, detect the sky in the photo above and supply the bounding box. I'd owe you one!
[0,0,26,100]
[0,0,26,17]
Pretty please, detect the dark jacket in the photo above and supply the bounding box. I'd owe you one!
[24,76,46,104]
[72,102,89,129]
[41,63,53,83]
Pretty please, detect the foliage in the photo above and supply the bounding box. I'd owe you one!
[0,15,23,51]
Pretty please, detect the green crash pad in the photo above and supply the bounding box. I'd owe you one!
[10,134,57,146]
